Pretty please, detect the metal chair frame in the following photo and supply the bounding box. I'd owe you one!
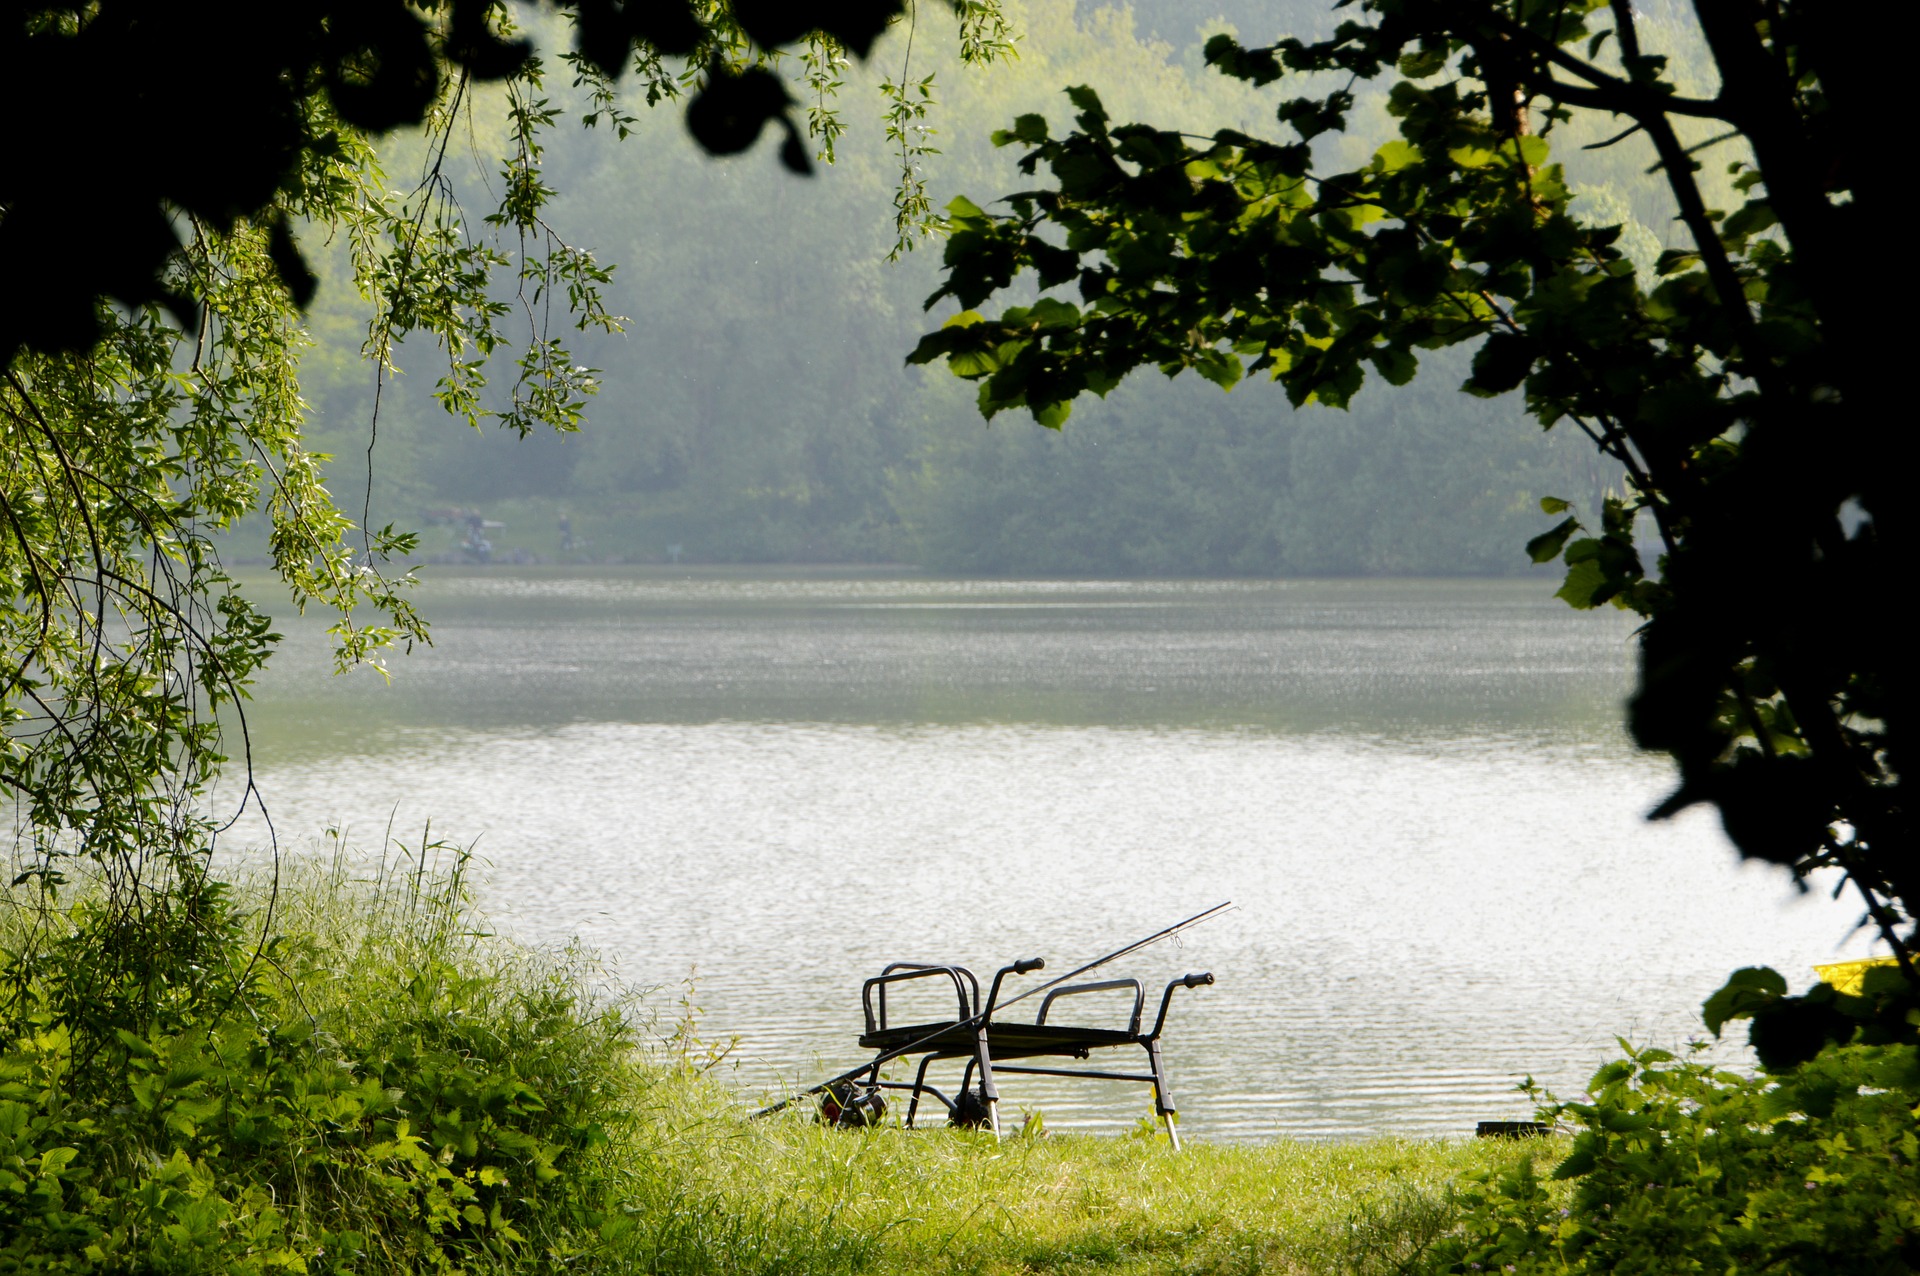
[849,957,1214,1149]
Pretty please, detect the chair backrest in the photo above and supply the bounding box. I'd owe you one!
[863,963,979,1033]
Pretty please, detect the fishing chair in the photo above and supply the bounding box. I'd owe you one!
[843,957,1215,1148]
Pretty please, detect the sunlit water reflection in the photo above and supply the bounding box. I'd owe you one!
[220,572,1876,1142]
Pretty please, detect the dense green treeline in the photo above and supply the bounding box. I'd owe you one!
[286,0,1706,573]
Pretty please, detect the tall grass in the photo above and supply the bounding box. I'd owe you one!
[3,845,1544,1274]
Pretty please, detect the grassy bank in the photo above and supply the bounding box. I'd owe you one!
[621,1106,1536,1275]
[2,848,1547,1274]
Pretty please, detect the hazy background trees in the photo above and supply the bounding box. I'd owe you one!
[286,0,1694,573]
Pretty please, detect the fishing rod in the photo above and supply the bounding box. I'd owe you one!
[752,900,1233,1119]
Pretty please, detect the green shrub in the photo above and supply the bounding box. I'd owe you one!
[1426,1041,1920,1274]
[0,854,638,1274]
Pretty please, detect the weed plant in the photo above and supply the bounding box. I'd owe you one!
[1,844,637,1273]
[1427,1041,1920,1274]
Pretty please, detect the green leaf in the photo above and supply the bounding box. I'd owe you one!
[1554,558,1607,609]
[1551,1136,1597,1180]
[1526,517,1578,564]
[1064,85,1107,122]
[1397,44,1448,79]
[37,1146,79,1174]
[994,114,1049,147]
[1374,140,1420,174]
[1466,333,1533,397]
[1033,400,1072,428]
[1538,496,1572,515]
[1701,967,1788,1036]
[1372,344,1417,386]
[1195,351,1243,390]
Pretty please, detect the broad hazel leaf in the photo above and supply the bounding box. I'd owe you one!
[731,0,813,49]
[809,0,905,58]
[778,126,813,175]
[1063,85,1109,126]
[1028,297,1082,330]
[1538,496,1572,514]
[1748,996,1853,1070]
[944,195,988,226]
[1526,517,1578,564]
[993,114,1050,148]
[575,2,632,78]
[1371,343,1417,386]
[1397,42,1448,79]
[1373,140,1420,174]
[631,0,704,57]
[1195,351,1242,390]
[325,6,439,132]
[1554,557,1606,609]
[1034,399,1072,428]
[266,218,317,309]
[1701,966,1787,1036]
[686,67,794,156]
[1465,332,1533,397]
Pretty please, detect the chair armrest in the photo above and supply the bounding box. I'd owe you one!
[984,957,1046,1020]
[1036,978,1146,1035]
[1148,972,1214,1040]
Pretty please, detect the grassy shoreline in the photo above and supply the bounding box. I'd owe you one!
[627,1106,1552,1275]
[3,854,1554,1274]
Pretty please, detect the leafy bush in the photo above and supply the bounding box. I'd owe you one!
[0,854,638,1274]
[1426,1041,1920,1274]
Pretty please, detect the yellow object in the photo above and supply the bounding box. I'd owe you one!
[1812,958,1899,996]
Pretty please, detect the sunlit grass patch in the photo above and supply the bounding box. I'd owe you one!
[613,1075,1554,1274]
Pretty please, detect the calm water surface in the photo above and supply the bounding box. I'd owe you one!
[224,571,1875,1142]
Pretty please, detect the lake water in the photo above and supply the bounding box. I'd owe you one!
[224,571,1876,1142]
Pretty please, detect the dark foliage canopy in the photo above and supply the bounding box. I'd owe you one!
[909,0,1911,1066]
[0,0,916,362]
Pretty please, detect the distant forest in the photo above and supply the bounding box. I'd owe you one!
[284,0,1709,574]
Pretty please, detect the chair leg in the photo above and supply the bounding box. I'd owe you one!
[907,1055,938,1129]
[1147,1041,1181,1151]
[973,1024,1001,1140]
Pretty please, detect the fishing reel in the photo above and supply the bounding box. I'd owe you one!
[947,1088,992,1129]
[818,1080,888,1128]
